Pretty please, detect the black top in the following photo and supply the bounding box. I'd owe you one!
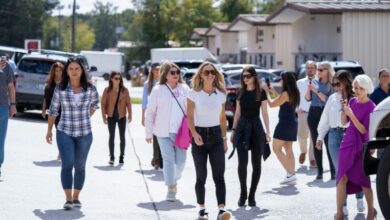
[113,91,120,118]
[44,85,61,126]
[239,89,267,117]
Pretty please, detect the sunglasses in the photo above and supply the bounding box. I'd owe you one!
[332,82,340,87]
[318,68,327,72]
[169,70,180,75]
[113,77,121,80]
[203,69,216,76]
[242,74,253,79]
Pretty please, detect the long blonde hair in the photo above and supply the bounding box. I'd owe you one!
[158,62,183,84]
[191,62,226,94]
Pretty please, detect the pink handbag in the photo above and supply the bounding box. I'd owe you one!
[166,84,191,150]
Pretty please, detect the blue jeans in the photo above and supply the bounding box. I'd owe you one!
[57,130,92,190]
[328,128,364,200]
[157,133,187,186]
[0,106,9,167]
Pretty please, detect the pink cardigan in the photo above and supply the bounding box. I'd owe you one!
[145,83,190,139]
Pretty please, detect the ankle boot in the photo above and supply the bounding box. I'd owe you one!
[237,187,247,207]
[248,188,256,207]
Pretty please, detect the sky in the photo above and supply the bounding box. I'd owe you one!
[57,0,134,16]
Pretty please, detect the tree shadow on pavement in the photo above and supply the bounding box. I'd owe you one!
[33,160,61,167]
[228,207,269,219]
[263,185,299,196]
[33,209,84,220]
[296,166,317,176]
[137,200,195,211]
[306,179,335,188]
[354,213,366,220]
[93,165,124,171]
[135,169,164,182]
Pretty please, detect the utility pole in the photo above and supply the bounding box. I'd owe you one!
[71,0,76,52]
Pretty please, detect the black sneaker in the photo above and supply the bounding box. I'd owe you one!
[198,209,209,220]
[73,199,82,208]
[109,156,114,166]
[119,156,124,164]
[217,210,231,220]
[63,201,73,210]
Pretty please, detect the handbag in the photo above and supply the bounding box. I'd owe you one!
[165,84,191,150]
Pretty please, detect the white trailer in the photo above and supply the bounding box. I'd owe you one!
[80,50,125,80]
[150,47,218,63]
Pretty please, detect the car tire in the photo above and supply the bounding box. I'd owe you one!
[103,73,110,81]
[376,145,390,219]
[16,106,25,113]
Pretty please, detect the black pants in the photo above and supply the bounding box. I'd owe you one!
[107,116,126,158]
[153,135,163,168]
[192,126,226,205]
[237,145,262,196]
[307,106,335,177]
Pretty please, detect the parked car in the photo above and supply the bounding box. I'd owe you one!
[363,97,390,219]
[226,69,281,87]
[0,45,27,66]
[297,60,365,80]
[15,53,68,113]
[221,64,263,72]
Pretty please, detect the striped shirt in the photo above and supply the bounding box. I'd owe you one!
[48,84,99,137]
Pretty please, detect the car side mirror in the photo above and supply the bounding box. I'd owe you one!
[90,66,97,72]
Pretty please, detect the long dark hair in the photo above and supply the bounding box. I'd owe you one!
[238,66,262,101]
[46,62,64,89]
[148,63,160,93]
[60,57,91,90]
[336,70,354,100]
[108,71,124,92]
[281,71,300,108]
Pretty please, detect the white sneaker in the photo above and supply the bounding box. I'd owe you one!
[343,204,349,216]
[166,189,176,202]
[357,198,365,212]
[280,173,297,185]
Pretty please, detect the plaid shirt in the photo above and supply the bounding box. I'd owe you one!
[48,84,99,137]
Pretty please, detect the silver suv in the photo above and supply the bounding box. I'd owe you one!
[15,54,68,112]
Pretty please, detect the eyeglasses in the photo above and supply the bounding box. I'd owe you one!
[113,77,121,81]
[242,74,253,79]
[332,82,340,87]
[318,68,325,72]
[169,70,180,75]
[203,69,216,76]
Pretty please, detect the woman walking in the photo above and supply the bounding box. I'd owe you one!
[306,61,335,180]
[42,62,64,161]
[101,71,132,165]
[145,62,189,201]
[142,63,163,169]
[230,66,270,207]
[187,62,231,220]
[334,75,377,220]
[317,70,365,216]
[263,71,300,185]
[46,57,99,210]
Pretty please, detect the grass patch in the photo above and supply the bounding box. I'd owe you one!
[131,98,142,104]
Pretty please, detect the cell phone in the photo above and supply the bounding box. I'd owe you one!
[265,78,271,88]
[1,56,6,62]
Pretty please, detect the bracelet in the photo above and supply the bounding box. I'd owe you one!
[232,128,236,131]
[10,102,16,106]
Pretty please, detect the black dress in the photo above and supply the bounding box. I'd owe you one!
[273,102,297,141]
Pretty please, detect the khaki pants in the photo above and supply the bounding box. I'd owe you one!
[297,112,314,161]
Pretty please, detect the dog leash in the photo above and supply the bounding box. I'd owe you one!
[126,125,161,220]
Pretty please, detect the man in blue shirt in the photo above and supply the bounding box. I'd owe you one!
[369,68,389,159]
[370,68,389,105]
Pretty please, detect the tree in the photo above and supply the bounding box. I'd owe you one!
[260,0,285,14]
[220,0,253,22]
[60,19,95,52]
[90,1,118,50]
[0,0,57,47]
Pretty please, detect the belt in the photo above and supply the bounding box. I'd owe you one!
[331,127,346,132]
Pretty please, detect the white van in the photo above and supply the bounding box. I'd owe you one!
[150,47,218,64]
[81,51,125,80]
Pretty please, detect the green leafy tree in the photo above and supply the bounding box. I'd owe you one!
[0,0,57,47]
[90,1,118,50]
[60,19,95,52]
[260,0,285,14]
[220,0,253,22]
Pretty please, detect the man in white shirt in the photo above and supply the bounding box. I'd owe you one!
[296,60,316,167]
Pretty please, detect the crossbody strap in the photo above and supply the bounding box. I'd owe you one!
[165,84,186,117]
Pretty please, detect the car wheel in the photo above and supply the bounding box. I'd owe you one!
[103,74,110,81]
[376,145,390,219]
[16,106,24,113]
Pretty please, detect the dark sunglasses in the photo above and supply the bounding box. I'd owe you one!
[332,82,340,87]
[169,70,180,75]
[203,69,216,76]
[318,68,326,72]
[242,74,253,79]
[113,77,121,80]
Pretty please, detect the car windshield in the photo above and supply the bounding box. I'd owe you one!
[18,59,58,75]
[334,67,365,78]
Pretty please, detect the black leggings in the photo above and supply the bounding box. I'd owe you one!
[108,116,126,158]
[192,126,226,205]
[237,145,262,195]
[307,106,335,176]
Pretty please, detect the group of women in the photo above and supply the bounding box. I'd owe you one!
[42,57,377,220]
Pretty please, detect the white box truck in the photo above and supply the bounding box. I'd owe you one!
[81,51,125,80]
[150,47,218,63]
